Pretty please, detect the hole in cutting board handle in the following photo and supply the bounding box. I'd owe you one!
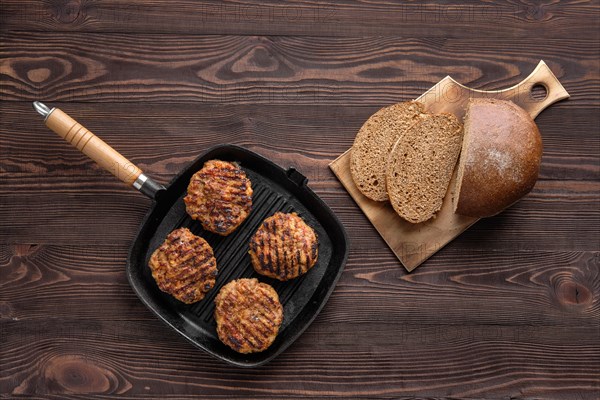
[531,83,548,101]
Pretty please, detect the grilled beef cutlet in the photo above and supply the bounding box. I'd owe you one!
[148,228,218,304]
[249,212,318,281]
[184,160,253,236]
[214,278,283,354]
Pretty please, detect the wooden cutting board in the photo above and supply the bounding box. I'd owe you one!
[329,60,570,272]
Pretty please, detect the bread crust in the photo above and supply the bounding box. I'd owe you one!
[454,99,542,218]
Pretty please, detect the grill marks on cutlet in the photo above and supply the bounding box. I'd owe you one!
[214,278,283,354]
[249,212,318,281]
[148,228,218,304]
[184,160,252,236]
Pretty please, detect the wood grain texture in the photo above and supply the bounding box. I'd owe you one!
[1,244,598,326]
[2,318,598,398]
[1,179,598,251]
[1,0,598,40]
[1,0,599,398]
[1,33,598,106]
[1,244,599,398]
[2,102,598,182]
[1,102,598,251]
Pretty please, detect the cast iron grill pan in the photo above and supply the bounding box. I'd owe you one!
[33,103,349,368]
[128,145,348,367]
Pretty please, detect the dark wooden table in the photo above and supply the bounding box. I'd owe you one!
[1,1,599,399]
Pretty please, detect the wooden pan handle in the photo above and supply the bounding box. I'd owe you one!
[34,102,166,198]
[45,107,142,185]
[498,60,570,119]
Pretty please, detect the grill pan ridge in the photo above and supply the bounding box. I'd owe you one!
[127,145,349,367]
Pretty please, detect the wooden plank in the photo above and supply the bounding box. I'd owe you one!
[0,180,598,251]
[1,102,597,249]
[1,243,598,397]
[1,319,598,397]
[1,103,598,182]
[1,244,598,326]
[1,33,598,106]
[0,0,598,39]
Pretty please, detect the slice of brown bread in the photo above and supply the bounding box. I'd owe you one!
[386,113,464,224]
[350,101,426,201]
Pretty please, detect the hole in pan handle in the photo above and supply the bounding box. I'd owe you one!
[286,167,308,186]
[32,101,166,200]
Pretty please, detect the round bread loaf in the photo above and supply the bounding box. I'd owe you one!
[453,98,542,218]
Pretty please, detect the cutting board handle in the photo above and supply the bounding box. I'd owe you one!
[419,60,569,120]
[33,102,165,199]
[483,60,570,119]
